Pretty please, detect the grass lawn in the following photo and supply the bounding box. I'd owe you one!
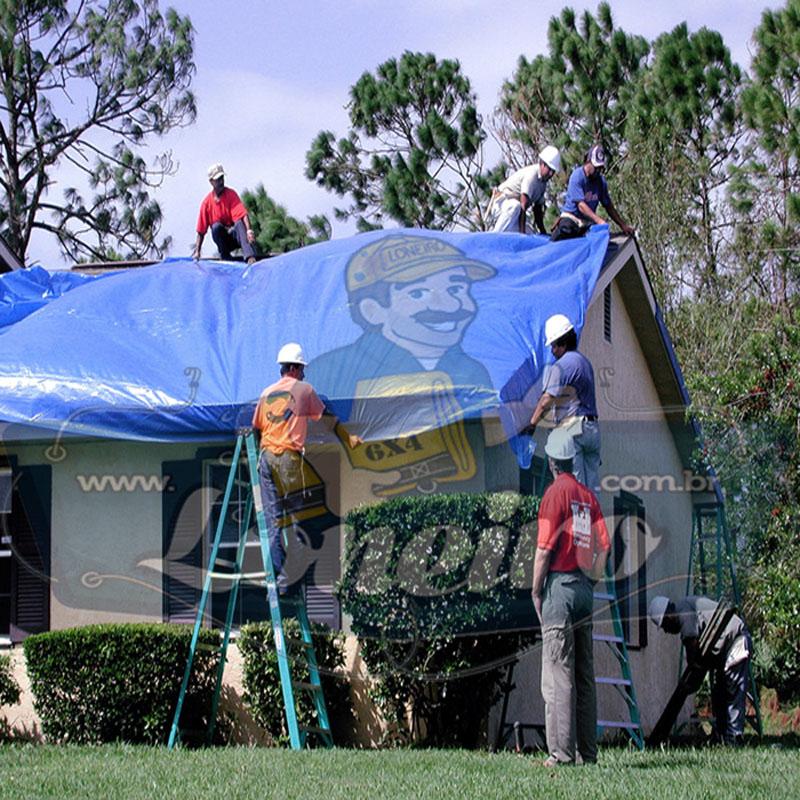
[0,743,798,800]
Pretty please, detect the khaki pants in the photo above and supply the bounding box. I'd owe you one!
[541,571,597,763]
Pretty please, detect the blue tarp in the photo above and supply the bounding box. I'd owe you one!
[0,227,609,466]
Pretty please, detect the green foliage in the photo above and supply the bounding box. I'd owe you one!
[237,620,352,744]
[339,492,538,746]
[0,652,20,707]
[628,23,742,296]
[22,623,220,744]
[731,0,800,306]
[0,0,196,262]
[305,51,486,231]
[686,302,800,700]
[497,3,649,166]
[240,184,330,255]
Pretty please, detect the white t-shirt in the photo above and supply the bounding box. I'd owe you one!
[497,164,547,204]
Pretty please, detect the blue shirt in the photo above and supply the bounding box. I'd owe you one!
[561,166,611,222]
[542,349,597,422]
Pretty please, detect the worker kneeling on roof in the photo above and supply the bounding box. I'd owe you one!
[488,146,562,234]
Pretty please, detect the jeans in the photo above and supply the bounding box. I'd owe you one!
[210,219,257,261]
[572,418,601,492]
[257,449,302,577]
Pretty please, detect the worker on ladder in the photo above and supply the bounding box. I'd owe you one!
[252,342,361,592]
[532,427,611,766]
[487,146,562,234]
[649,595,752,745]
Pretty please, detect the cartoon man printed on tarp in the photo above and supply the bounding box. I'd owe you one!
[309,233,509,497]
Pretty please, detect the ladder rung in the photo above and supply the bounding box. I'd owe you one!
[299,724,331,736]
[595,676,632,686]
[215,557,237,569]
[292,681,322,692]
[593,633,624,643]
[207,570,267,580]
[593,591,615,601]
[597,720,641,729]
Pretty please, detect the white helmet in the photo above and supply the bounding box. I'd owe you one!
[544,428,576,460]
[276,342,307,365]
[544,313,574,346]
[538,145,562,173]
[649,596,671,628]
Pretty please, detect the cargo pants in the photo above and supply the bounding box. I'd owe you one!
[541,570,597,764]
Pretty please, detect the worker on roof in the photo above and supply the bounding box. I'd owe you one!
[193,163,258,264]
[649,595,752,746]
[525,313,601,492]
[551,145,634,242]
[487,146,562,234]
[532,427,611,766]
[252,343,361,592]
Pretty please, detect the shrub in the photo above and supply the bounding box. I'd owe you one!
[339,491,539,747]
[0,653,20,707]
[23,623,220,744]
[238,619,352,745]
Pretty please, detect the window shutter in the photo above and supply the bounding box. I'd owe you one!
[10,465,51,643]
[162,460,204,624]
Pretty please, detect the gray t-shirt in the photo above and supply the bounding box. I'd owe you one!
[542,349,598,423]
[675,596,746,658]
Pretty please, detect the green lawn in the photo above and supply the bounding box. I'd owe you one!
[0,743,798,800]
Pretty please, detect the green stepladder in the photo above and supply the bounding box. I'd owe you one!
[593,561,645,750]
[168,432,333,750]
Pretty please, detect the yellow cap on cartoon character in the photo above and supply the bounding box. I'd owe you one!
[346,234,496,292]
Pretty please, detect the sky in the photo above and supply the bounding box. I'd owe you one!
[25,0,781,268]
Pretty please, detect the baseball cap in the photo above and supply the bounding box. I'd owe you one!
[207,163,225,180]
[586,145,605,168]
[346,234,496,292]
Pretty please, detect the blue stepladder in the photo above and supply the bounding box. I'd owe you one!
[167,431,333,750]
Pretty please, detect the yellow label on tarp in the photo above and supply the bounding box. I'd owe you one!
[339,371,476,494]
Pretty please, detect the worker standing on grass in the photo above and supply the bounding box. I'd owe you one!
[649,595,752,745]
[193,163,259,263]
[252,343,361,591]
[550,145,634,241]
[488,146,562,234]
[525,313,601,492]
[532,427,611,767]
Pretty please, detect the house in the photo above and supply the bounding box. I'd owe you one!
[0,228,719,743]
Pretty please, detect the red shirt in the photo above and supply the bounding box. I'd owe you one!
[196,187,247,233]
[537,473,610,573]
[252,376,325,455]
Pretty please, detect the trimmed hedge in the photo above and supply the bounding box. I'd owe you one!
[23,624,220,744]
[339,492,539,747]
[238,620,352,745]
[0,653,20,707]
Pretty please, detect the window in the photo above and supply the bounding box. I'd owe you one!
[612,491,648,649]
[206,459,265,630]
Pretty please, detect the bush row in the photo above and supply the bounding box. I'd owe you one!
[23,623,220,744]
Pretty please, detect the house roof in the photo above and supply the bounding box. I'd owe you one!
[0,228,717,497]
[0,227,610,461]
[592,234,717,494]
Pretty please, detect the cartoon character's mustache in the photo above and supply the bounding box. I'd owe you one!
[412,309,473,324]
